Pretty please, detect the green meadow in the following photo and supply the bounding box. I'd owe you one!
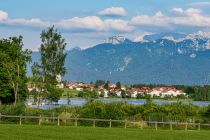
[0,124,210,140]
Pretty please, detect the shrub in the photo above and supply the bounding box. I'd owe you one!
[59,112,79,123]
[127,121,147,128]
[0,103,25,115]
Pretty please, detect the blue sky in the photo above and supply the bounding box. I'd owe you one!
[0,0,210,50]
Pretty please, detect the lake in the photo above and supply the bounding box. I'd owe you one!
[27,98,210,109]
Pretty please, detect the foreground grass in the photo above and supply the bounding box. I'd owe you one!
[0,124,210,140]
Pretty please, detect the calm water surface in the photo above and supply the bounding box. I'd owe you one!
[28,98,210,109]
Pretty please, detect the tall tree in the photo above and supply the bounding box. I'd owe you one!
[0,36,31,104]
[40,26,67,83]
[32,26,67,103]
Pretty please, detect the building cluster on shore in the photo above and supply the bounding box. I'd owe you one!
[27,81,186,98]
[63,82,186,98]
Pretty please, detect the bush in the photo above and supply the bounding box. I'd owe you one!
[0,103,25,115]
[127,121,147,128]
[59,112,79,123]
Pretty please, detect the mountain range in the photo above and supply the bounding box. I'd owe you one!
[29,31,210,85]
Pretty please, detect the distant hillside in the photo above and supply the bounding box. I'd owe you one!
[29,32,210,85]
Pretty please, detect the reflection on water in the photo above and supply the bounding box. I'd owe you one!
[27,98,210,109]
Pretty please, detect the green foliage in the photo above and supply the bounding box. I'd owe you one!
[0,101,209,124]
[127,121,147,128]
[125,91,131,98]
[145,94,152,105]
[136,93,145,99]
[174,85,210,101]
[104,83,109,90]
[0,36,31,104]
[31,26,67,102]
[116,81,121,89]
[108,92,117,97]
[132,84,210,101]
[99,91,105,97]
[121,90,126,98]
[78,90,98,98]
[0,103,26,115]
[95,80,105,88]
[40,26,67,80]
[59,112,79,122]
[205,105,210,118]
[30,89,38,103]
[45,85,63,102]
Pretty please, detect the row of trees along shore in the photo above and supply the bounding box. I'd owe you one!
[0,26,67,105]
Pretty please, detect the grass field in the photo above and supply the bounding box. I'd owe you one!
[0,124,210,140]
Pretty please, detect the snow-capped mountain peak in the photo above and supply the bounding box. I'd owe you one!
[105,36,126,45]
[187,31,210,39]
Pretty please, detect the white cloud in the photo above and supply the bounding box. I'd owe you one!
[131,8,210,28]
[0,9,132,33]
[190,2,210,6]
[104,19,133,32]
[172,8,184,14]
[0,10,8,20]
[98,7,127,16]
[0,10,49,27]
[185,8,201,15]
[57,16,133,32]
[6,18,49,27]
[172,8,201,15]
[57,16,105,31]
[155,11,164,17]
[172,8,210,27]
[1,7,210,35]
[131,11,170,27]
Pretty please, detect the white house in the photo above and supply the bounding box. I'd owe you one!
[115,90,122,97]
[147,87,186,97]
[131,91,138,98]
[104,89,109,98]
[76,87,83,91]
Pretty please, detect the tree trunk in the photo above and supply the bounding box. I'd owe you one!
[14,83,18,105]
[14,64,20,105]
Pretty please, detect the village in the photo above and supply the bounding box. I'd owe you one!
[27,74,187,100]
[52,81,187,99]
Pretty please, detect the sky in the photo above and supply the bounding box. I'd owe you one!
[0,0,210,51]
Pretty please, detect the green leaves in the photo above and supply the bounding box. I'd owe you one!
[44,84,63,102]
[31,26,67,102]
[40,26,67,79]
[0,36,31,104]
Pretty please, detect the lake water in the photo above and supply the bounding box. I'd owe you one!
[27,98,210,109]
